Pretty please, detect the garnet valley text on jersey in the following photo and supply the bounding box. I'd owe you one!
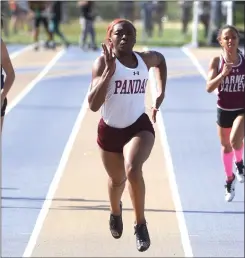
[220,74,245,92]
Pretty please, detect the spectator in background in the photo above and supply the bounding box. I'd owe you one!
[28,1,55,50]
[179,0,192,35]
[199,1,210,38]
[9,0,33,34]
[78,1,98,51]
[141,1,154,39]
[153,1,167,37]
[119,1,135,22]
[16,0,30,32]
[50,1,70,48]
[9,0,19,34]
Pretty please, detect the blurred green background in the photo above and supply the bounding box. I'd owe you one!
[1,1,244,47]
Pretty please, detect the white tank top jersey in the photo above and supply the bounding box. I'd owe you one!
[101,52,149,128]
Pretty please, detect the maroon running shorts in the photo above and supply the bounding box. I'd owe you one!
[97,113,155,153]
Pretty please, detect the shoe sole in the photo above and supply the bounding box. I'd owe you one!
[137,243,151,252]
[226,194,235,202]
[235,173,244,183]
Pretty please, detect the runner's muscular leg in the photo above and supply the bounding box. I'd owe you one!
[100,149,126,215]
[123,131,155,224]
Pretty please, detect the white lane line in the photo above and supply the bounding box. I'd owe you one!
[181,46,207,80]
[22,88,90,257]
[144,46,193,257]
[149,69,193,258]
[6,48,66,115]
[9,45,34,59]
[181,46,218,95]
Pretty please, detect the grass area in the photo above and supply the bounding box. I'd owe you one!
[2,20,207,47]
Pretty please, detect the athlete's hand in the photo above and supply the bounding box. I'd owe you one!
[221,63,233,77]
[101,43,116,76]
[151,107,158,123]
[151,93,164,123]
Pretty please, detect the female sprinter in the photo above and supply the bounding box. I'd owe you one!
[206,25,244,202]
[88,19,167,252]
[1,20,15,132]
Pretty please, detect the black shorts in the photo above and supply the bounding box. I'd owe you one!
[1,98,7,117]
[34,17,48,29]
[217,108,245,128]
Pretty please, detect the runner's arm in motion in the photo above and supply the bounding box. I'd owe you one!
[206,56,232,93]
[1,39,15,101]
[139,50,167,109]
[88,44,116,112]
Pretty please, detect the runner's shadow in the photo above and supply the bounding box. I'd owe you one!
[59,205,244,215]
[2,204,244,215]
[1,187,19,190]
[1,196,109,203]
[2,197,243,215]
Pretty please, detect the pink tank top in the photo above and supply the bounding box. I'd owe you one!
[217,53,245,110]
